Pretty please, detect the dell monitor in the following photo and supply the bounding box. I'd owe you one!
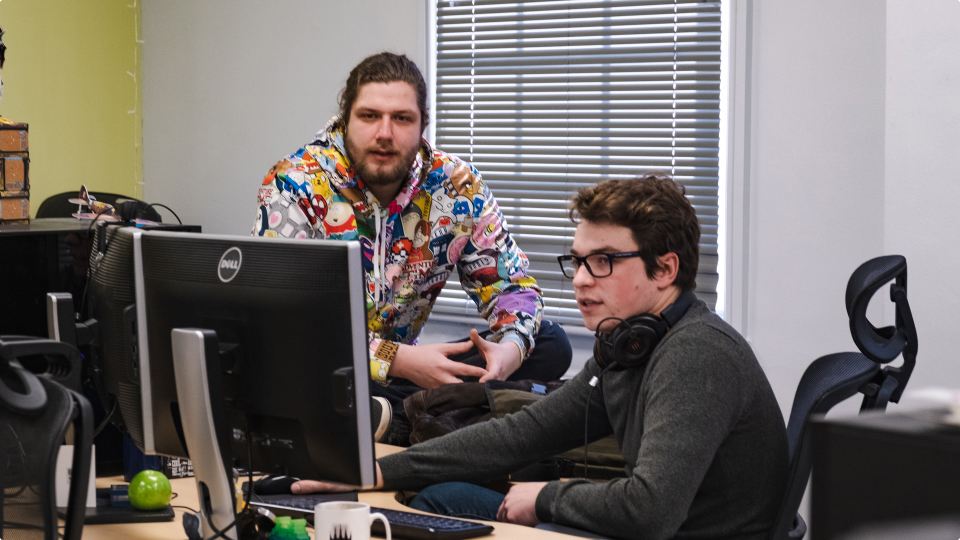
[126,228,374,486]
[82,221,199,453]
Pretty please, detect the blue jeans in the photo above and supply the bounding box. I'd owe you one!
[409,482,504,521]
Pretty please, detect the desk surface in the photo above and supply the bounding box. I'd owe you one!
[80,444,568,539]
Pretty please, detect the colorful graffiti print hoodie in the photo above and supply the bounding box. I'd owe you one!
[253,119,543,385]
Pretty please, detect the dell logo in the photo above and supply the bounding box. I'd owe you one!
[218,247,242,283]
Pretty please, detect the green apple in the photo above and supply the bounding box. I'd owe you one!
[128,470,172,511]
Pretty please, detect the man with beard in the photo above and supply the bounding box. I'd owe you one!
[253,53,571,444]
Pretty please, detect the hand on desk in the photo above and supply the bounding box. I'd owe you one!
[497,482,546,527]
[291,463,385,494]
[390,342,488,389]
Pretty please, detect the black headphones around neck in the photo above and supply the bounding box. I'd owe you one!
[593,289,697,371]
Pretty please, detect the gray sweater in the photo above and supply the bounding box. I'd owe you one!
[379,301,789,540]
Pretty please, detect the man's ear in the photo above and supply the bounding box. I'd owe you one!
[654,252,680,289]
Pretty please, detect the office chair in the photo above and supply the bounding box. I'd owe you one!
[0,336,93,540]
[36,190,163,222]
[770,255,917,540]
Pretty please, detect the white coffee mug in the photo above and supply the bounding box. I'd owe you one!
[314,501,391,540]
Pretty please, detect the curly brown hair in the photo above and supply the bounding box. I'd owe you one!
[569,172,701,291]
[332,52,429,133]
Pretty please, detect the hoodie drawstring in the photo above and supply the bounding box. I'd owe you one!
[372,202,390,306]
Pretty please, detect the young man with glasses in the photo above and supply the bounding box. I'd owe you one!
[294,173,788,540]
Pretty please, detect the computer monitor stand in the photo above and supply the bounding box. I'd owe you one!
[171,328,239,540]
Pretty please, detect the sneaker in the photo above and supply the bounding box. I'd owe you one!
[371,396,392,442]
[380,414,413,447]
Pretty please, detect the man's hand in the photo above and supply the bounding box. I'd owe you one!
[292,463,385,494]
[496,482,546,526]
[389,342,488,389]
[470,329,522,383]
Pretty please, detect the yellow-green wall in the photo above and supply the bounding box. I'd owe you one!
[0,0,142,217]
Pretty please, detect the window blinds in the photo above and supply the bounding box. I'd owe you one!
[432,0,722,326]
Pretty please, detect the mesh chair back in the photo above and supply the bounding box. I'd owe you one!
[845,255,913,364]
[784,353,879,458]
[770,255,918,540]
[770,353,880,540]
[845,255,917,408]
[1,342,92,540]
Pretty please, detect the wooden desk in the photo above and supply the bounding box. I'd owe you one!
[80,444,569,539]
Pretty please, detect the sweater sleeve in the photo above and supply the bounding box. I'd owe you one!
[455,171,543,356]
[379,366,613,491]
[534,326,747,540]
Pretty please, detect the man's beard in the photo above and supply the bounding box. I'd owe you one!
[345,135,420,188]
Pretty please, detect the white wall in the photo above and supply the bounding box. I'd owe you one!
[742,0,887,417]
[141,0,427,235]
[741,0,960,416]
[884,0,960,394]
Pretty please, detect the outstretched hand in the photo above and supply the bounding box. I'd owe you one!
[389,341,489,389]
[290,480,355,495]
[292,464,385,494]
[470,329,523,383]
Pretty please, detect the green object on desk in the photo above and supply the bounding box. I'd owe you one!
[127,469,172,511]
[292,518,309,539]
[271,516,309,539]
[272,516,293,539]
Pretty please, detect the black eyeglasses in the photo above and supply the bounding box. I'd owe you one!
[557,251,642,279]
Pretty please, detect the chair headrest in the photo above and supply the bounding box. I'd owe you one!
[845,255,916,364]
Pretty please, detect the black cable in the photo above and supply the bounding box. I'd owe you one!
[203,499,243,540]
[582,361,616,480]
[582,318,623,480]
[78,220,124,318]
[583,384,597,480]
[170,491,201,513]
[145,203,183,224]
[92,400,117,438]
[200,425,256,540]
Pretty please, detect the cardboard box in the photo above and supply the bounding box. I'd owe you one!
[0,193,28,222]
[0,123,29,152]
[0,123,30,223]
[3,156,28,192]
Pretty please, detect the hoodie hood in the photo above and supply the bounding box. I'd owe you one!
[309,117,431,221]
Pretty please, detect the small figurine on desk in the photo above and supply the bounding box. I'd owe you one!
[68,184,158,225]
[69,185,120,221]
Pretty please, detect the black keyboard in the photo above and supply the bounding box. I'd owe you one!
[252,494,494,540]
